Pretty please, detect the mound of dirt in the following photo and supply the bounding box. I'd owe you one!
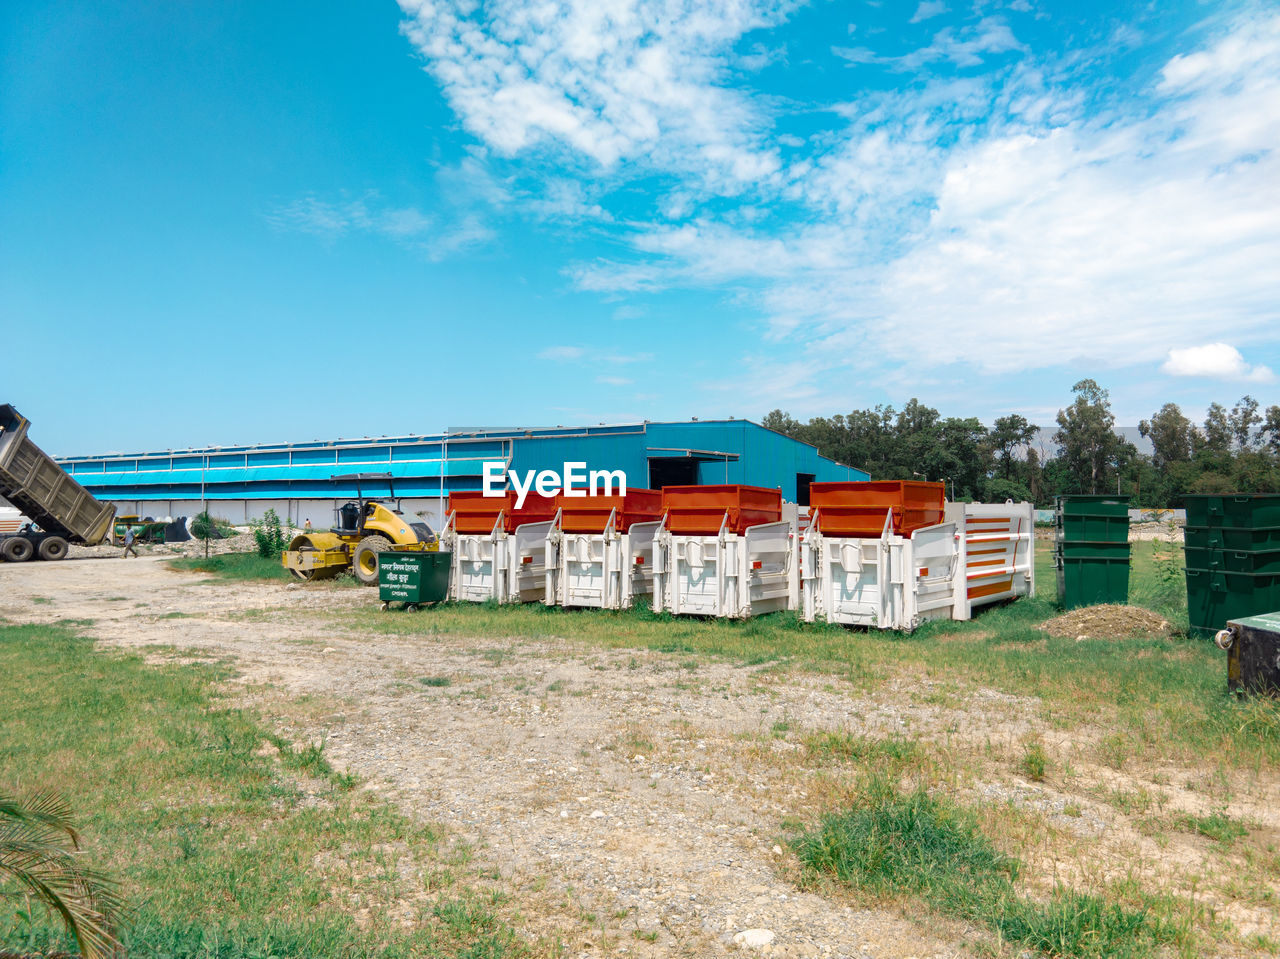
[1039,604,1172,640]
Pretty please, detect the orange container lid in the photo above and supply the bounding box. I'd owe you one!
[810,481,945,537]
[449,491,559,534]
[661,484,783,536]
[556,488,663,533]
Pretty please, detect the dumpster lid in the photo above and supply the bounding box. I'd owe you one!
[1229,610,1280,631]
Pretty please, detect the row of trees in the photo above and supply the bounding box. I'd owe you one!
[763,380,1280,507]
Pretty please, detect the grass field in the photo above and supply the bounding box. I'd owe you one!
[0,624,529,959]
[23,534,1268,958]
[325,539,1276,774]
[169,552,296,582]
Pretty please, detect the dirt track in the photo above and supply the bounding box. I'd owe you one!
[0,555,996,958]
[2,555,1276,957]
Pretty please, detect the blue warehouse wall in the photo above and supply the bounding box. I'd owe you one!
[56,419,866,506]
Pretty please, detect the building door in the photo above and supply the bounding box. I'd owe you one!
[648,458,699,489]
[796,472,816,506]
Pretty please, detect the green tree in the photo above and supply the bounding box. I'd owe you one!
[1229,395,1262,451]
[986,414,1039,481]
[1139,403,1194,470]
[1198,402,1232,457]
[1054,379,1132,494]
[1263,405,1280,453]
[761,409,801,438]
[1,790,123,959]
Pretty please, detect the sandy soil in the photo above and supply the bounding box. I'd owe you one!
[1,555,1275,957]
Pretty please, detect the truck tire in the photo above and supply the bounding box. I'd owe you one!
[2,537,35,562]
[353,536,390,586]
[38,536,69,561]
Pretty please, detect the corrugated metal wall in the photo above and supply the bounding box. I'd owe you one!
[57,420,867,520]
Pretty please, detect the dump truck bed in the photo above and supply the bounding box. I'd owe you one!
[0,404,115,545]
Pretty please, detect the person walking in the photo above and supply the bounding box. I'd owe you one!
[122,525,138,558]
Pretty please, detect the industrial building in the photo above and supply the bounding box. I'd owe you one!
[56,419,868,529]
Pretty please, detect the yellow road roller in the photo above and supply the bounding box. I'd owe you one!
[282,472,438,585]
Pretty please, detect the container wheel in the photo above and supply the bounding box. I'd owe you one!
[38,536,69,561]
[353,536,390,586]
[2,537,35,562]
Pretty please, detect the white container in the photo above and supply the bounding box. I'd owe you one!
[441,512,507,603]
[800,514,960,631]
[507,519,555,603]
[440,512,553,604]
[544,509,660,610]
[946,501,1035,617]
[652,506,798,618]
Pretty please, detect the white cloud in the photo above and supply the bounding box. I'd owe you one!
[537,345,587,361]
[574,10,1280,379]
[397,0,792,190]
[536,346,652,366]
[1160,344,1276,383]
[391,4,1280,386]
[910,2,948,25]
[595,375,634,386]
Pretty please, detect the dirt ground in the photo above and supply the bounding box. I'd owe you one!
[1,555,1276,958]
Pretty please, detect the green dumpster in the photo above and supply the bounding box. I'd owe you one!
[1184,547,1280,575]
[1184,525,1280,551]
[1186,567,1280,639]
[1184,494,1280,529]
[1056,514,1130,542]
[1054,540,1131,561]
[1055,494,1131,517]
[1056,555,1130,609]
[378,551,451,610]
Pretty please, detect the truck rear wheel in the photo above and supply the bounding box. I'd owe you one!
[353,536,390,586]
[2,537,35,562]
[37,537,69,561]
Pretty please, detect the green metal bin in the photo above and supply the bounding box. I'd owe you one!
[1054,540,1131,561]
[1056,555,1130,610]
[1055,514,1130,543]
[1186,567,1280,638]
[1184,547,1280,575]
[1184,494,1280,529]
[378,551,451,609]
[1184,525,1280,551]
[1218,610,1280,697]
[1055,495,1131,518]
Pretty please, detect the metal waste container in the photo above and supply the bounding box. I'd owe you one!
[378,551,451,610]
[1215,610,1280,697]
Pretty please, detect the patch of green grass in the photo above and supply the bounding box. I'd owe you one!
[419,676,453,687]
[791,776,1164,959]
[802,732,922,768]
[169,552,294,582]
[1178,812,1247,844]
[30,596,53,605]
[1020,743,1049,783]
[328,543,1279,773]
[0,623,525,958]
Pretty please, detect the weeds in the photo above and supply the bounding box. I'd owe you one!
[0,623,523,957]
[1178,812,1247,844]
[249,508,291,560]
[1020,743,1049,783]
[169,552,292,582]
[791,776,1164,958]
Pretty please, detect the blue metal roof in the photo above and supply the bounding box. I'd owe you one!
[59,419,867,502]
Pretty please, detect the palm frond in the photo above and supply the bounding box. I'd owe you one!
[0,791,124,959]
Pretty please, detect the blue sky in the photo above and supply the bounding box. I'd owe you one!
[2,0,1277,455]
